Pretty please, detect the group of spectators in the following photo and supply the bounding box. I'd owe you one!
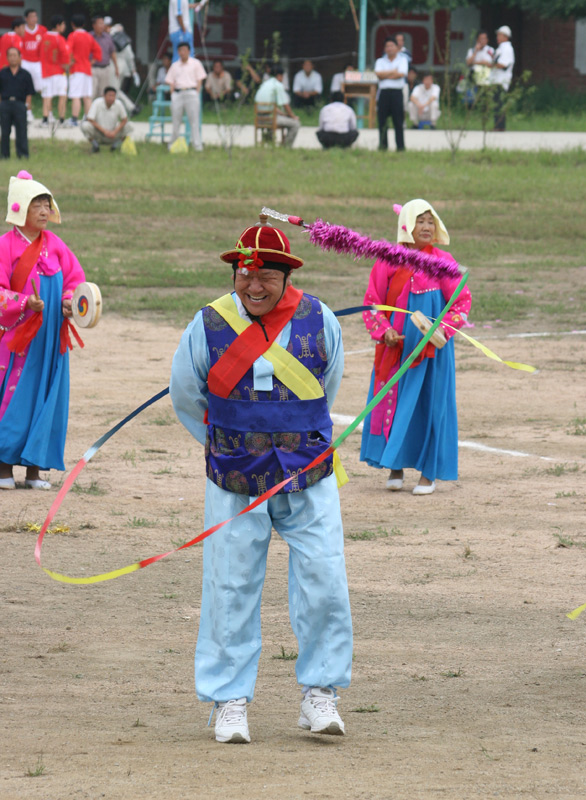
[0,10,139,158]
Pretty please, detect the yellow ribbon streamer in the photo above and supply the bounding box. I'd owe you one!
[41,562,140,586]
[372,305,537,373]
[567,602,586,621]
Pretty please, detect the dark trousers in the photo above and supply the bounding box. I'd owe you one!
[377,88,405,151]
[316,129,359,149]
[0,100,28,159]
[493,86,507,131]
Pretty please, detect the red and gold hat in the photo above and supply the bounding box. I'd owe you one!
[221,221,304,270]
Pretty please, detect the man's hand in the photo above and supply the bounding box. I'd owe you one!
[383,328,404,347]
[27,294,44,313]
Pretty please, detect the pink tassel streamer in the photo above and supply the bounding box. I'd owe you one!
[307,219,462,280]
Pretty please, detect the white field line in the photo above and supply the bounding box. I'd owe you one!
[330,413,579,463]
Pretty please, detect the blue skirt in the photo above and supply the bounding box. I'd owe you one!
[360,289,458,481]
[0,272,69,470]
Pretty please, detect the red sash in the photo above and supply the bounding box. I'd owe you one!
[208,285,303,399]
[4,232,45,353]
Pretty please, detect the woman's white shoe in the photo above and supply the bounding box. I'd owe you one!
[25,479,51,490]
[413,481,435,496]
[0,477,16,490]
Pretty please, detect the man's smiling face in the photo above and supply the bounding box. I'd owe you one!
[234,267,288,317]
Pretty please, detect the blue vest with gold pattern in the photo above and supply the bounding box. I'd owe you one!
[203,293,333,496]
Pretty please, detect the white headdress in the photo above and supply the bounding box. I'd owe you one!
[5,170,61,226]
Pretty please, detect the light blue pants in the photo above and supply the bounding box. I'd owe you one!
[195,474,353,702]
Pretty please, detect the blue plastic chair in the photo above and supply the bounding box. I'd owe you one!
[146,85,192,145]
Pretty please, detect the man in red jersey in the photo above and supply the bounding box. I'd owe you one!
[66,13,101,126]
[0,18,26,69]
[39,14,69,127]
[22,8,46,112]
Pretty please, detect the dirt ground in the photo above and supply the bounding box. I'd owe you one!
[1,311,585,800]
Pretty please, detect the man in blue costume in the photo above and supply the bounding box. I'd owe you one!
[170,216,352,744]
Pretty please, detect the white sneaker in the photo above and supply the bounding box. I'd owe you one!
[299,687,345,735]
[214,698,250,743]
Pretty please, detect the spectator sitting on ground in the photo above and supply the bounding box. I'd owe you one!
[204,59,233,103]
[330,64,355,95]
[81,86,133,153]
[316,91,358,149]
[292,59,322,107]
[254,64,299,147]
[408,71,440,129]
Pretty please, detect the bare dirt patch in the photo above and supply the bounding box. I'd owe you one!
[1,313,585,799]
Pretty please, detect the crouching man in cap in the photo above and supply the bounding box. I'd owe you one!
[170,217,353,743]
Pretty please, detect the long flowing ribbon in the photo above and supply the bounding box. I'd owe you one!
[357,304,536,373]
[567,603,586,621]
[35,275,468,585]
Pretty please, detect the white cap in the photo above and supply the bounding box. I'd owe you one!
[104,15,113,26]
[5,170,61,226]
[496,25,512,38]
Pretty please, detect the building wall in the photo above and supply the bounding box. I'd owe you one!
[255,8,358,91]
[520,16,586,89]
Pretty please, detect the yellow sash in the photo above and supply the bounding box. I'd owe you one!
[209,294,324,400]
[208,295,348,488]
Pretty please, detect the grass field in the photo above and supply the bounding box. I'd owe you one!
[2,142,585,329]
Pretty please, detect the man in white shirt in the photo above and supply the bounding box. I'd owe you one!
[466,30,494,86]
[81,86,133,153]
[255,65,300,146]
[168,0,193,63]
[490,25,515,130]
[374,36,409,151]
[165,40,206,151]
[329,64,354,96]
[408,72,441,128]
[316,91,358,149]
[292,60,322,107]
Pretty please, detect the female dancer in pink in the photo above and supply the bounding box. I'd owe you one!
[361,199,471,495]
[0,171,85,490]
